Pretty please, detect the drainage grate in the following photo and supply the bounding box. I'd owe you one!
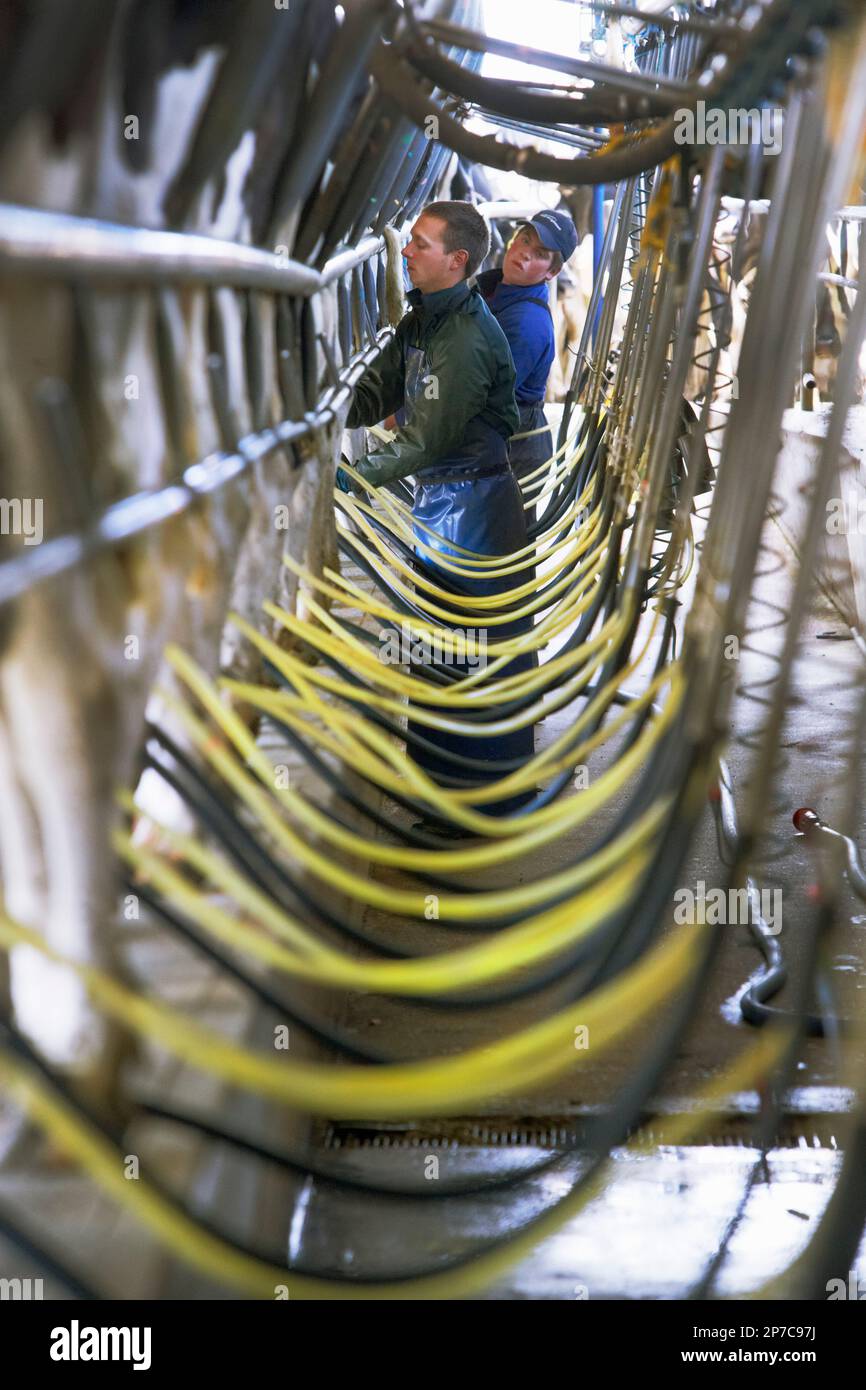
[325,1119,587,1150]
[324,1112,844,1151]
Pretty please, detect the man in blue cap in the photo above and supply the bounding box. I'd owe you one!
[476,209,579,502]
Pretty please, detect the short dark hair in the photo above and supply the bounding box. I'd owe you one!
[422,200,491,279]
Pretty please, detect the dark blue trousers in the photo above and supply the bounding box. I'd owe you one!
[407,427,537,816]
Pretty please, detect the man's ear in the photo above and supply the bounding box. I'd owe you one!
[451,248,470,274]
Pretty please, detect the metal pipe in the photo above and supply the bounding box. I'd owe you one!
[471,113,607,151]
[319,235,387,289]
[628,145,726,581]
[818,270,859,290]
[577,1,734,35]
[558,179,628,448]
[797,813,866,903]
[592,179,605,343]
[0,203,388,297]
[399,22,681,121]
[421,17,695,97]
[474,201,548,221]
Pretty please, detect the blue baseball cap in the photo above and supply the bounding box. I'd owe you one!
[520,209,578,263]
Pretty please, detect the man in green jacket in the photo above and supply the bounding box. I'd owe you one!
[340,200,536,818]
[343,200,519,489]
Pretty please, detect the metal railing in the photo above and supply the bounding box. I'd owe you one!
[0,204,407,608]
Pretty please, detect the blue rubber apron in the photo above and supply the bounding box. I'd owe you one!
[510,400,552,530]
[402,347,537,814]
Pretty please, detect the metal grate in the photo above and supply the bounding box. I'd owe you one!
[324,1113,843,1152]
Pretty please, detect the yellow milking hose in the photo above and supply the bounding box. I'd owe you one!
[0,997,792,1299]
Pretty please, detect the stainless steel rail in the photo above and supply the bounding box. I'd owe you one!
[0,203,386,295]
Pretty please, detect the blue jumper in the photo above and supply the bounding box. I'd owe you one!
[476,268,554,405]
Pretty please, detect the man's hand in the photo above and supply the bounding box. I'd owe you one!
[336,454,364,494]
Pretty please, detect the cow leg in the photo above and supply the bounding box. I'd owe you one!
[2,600,134,1116]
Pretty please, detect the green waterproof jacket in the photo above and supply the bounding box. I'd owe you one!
[346,278,519,486]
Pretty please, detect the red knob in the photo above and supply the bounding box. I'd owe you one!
[793,807,821,833]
